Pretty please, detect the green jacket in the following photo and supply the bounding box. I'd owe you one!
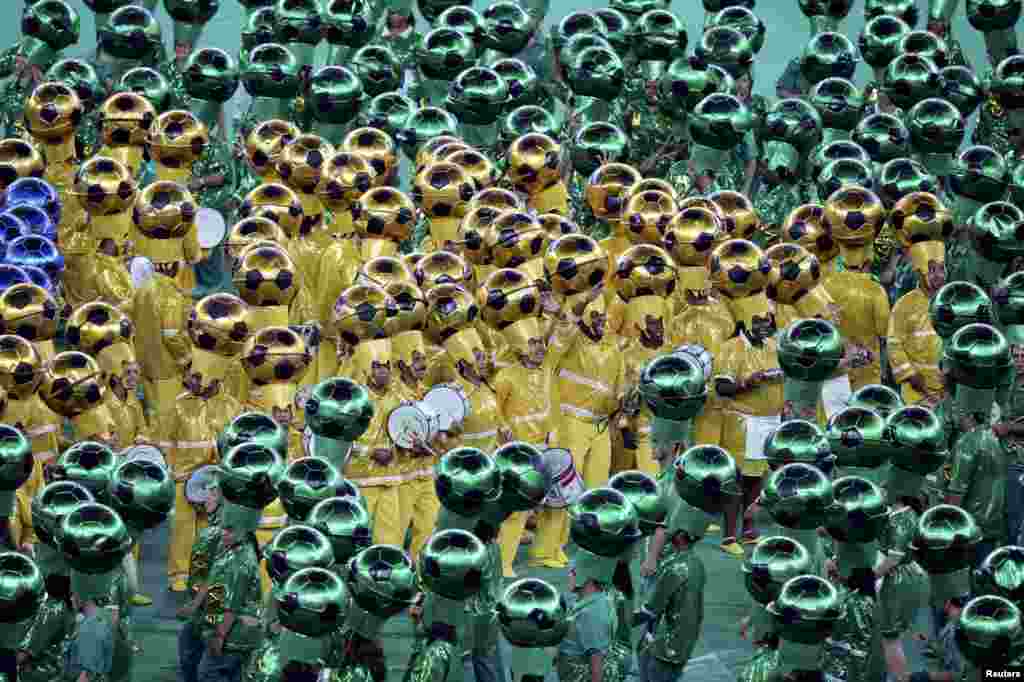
[643,544,705,666]
[948,425,1009,541]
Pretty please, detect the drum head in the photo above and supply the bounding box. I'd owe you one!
[423,384,470,431]
[130,256,155,289]
[121,444,166,467]
[197,208,227,249]
[540,447,583,508]
[387,403,431,449]
[186,465,218,505]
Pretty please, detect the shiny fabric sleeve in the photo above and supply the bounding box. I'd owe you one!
[872,286,891,339]
[886,296,916,384]
[946,428,981,497]
[405,641,454,682]
[644,558,688,616]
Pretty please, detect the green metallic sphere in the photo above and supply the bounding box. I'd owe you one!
[0,425,32,493]
[809,78,864,133]
[956,596,1024,668]
[743,536,813,605]
[810,139,871,181]
[991,56,1024,111]
[943,323,1012,390]
[858,15,911,70]
[878,157,939,207]
[818,158,877,197]
[966,0,1023,32]
[569,487,642,557]
[99,6,162,60]
[906,98,964,155]
[419,529,488,599]
[761,463,836,530]
[864,0,919,26]
[993,271,1024,336]
[164,0,218,24]
[241,43,301,99]
[929,281,994,340]
[278,456,346,523]
[673,445,741,514]
[305,379,375,443]
[632,9,687,62]
[900,29,949,68]
[437,6,484,52]
[973,546,1024,605]
[825,475,888,543]
[501,106,559,149]
[638,353,708,422]
[911,504,982,574]
[361,92,415,137]
[265,524,335,585]
[418,0,468,24]
[241,6,276,52]
[307,66,363,125]
[0,552,43,623]
[118,67,172,112]
[825,406,889,469]
[182,48,239,103]
[480,1,533,55]
[418,28,474,82]
[398,107,459,161]
[609,470,667,535]
[308,496,372,565]
[107,459,174,532]
[346,544,417,618]
[763,419,834,472]
[551,11,607,52]
[658,56,732,120]
[939,65,986,117]
[970,201,1024,264]
[798,0,854,21]
[22,0,80,52]
[883,54,941,111]
[571,121,629,176]
[323,0,374,49]
[219,442,285,509]
[50,442,117,503]
[492,59,540,109]
[848,383,903,418]
[800,32,857,86]
[886,406,947,475]
[690,93,753,150]
[695,26,753,78]
[30,480,93,548]
[708,6,765,54]
[58,502,132,574]
[273,0,322,48]
[276,566,349,637]
[767,575,843,644]
[567,45,625,101]
[614,0,670,15]
[492,441,549,514]
[218,411,289,461]
[434,447,501,518]
[761,98,823,153]
[46,59,104,114]
[497,578,569,647]
[1011,159,1024,207]
[852,112,910,165]
[950,145,1008,203]
[446,67,509,126]
[778,318,844,382]
[593,8,633,54]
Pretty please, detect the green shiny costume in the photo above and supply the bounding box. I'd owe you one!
[877,506,929,639]
[637,542,705,672]
[199,540,263,654]
[404,637,461,682]
[821,585,881,682]
[465,542,502,659]
[736,604,781,682]
[556,590,616,682]
[19,548,75,682]
[752,181,809,248]
[193,135,240,215]
[947,425,1010,544]
[604,583,633,682]
[973,92,1015,158]
[620,71,687,179]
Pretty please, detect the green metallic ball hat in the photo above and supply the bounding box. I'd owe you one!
[778,318,844,382]
[673,444,741,514]
[798,0,854,30]
[48,441,117,503]
[182,48,239,104]
[480,1,533,55]
[743,536,812,605]
[852,112,910,165]
[608,470,667,535]
[276,567,348,664]
[993,272,1024,344]
[695,26,753,78]
[497,578,569,647]
[658,56,731,121]
[31,480,94,548]
[707,6,765,54]
[551,11,607,53]
[900,29,949,68]
[767,575,844,645]
[307,66,363,126]
[878,157,939,207]
[701,0,756,13]
[22,0,80,54]
[501,106,558,149]
[561,32,612,69]
[45,58,105,114]
[58,502,132,575]
[492,441,549,514]
[322,0,373,50]
[929,281,994,340]
[849,383,903,417]
[571,121,629,177]
[858,14,910,70]
[949,145,1008,203]
[614,0,670,16]
[763,419,834,472]
[241,43,301,100]
[966,0,1023,32]
[940,69,986,120]
[241,6,276,53]
[632,9,687,62]
[273,0,322,57]
[397,107,459,161]
[593,8,633,54]
[1011,158,1024,206]
[164,0,219,48]
[886,405,947,475]
[906,97,965,156]
[690,93,753,150]
[883,54,941,111]
[973,546,1024,604]
[800,32,857,87]
[809,77,865,135]
[219,441,286,509]
[760,462,836,530]
[991,55,1024,111]
[107,459,174,534]
[360,94,414,145]
[278,456,346,523]
[825,406,889,469]
[434,447,501,518]
[818,158,876,197]
[957,595,1024,668]
[810,139,871,181]
[911,504,981,574]
[417,0,467,24]
[0,552,44,648]
[346,544,417,619]
[438,5,485,44]
[825,475,887,543]
[567,45,625,101]
[0,425,32,517]
[638,352,707,422]
[218,411,289,461]
[265,524,335,586]
[568,487,642,557]
[417,28,474,82]
[446,67,510,126]
[305,378,374,442]
[943,323,1012,389]
[864,0,919,26]
[419,529,488,601]
[970,201,1024,264]
[492,59,540,109]
[308,495,372,563]
[98,5,162,60]
[83,0,134,12]
[761,98,823,154]
[118,67,172,112]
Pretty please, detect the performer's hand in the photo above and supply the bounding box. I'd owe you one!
[994,421,1012,438]
[497,428,513,445]
[738,616,750,640]
[824,559,839,582]
[371,448,394,465]
[907,373,928,395]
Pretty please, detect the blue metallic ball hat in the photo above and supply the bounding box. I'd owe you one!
[3,204,56,242]
[0,265,31,290]
[0,177,61,227]
[19,265,55,295]
[5,235,63,283]
[0,213,31,251]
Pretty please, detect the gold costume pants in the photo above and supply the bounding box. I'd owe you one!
[398,476,441,560]
[168,481,207,585]
[362,486,403,547]
[559,413,611,490]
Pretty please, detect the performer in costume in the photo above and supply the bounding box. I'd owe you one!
[496,577,568,682]
[96,6,183,107]
[235,43,303,141]
[767,575,844,682]
[946,145,1009,285]
[45,58,107,159]
[968,0,1021,158]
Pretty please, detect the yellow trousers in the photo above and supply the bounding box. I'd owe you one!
[530,508,569,568]
[559,414,611,490]
[398,477,441,560]
[362,486,403,546]
[168,481,207,585]
[498,511,529,577]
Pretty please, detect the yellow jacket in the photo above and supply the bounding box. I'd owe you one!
[887,288,943,404]
[132,274,192,383]
[556,325,625,424]
[163,391,243,480]
[343,386,404,487]
[108,390,150,451]
[315,238,361,325]
[493,360,559,446]
[618,340,667,450]
[7,395,60,499]
[93,254,135,310]
[714,335,784,459]
[823,271,890,388]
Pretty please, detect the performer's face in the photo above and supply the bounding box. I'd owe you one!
[410,350,428,380]
[1012,345,1024,374]
[122,363,140,391]
[925,260,945,293]
[370,361,391,388]
[272,406,294,428]
[586,310,606,340]
[640,315,664,348]
[749,313,776,342]
[524,338,547,366]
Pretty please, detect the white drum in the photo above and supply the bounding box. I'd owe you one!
[129,256,155,290]
[387,401,441,449]
[422,383,470,432]
[540,447,585,509]
[197,208,227,249]
[186,465,218,505]
[121,444,166,468]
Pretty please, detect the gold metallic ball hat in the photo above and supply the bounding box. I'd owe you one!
[0,334,43,401]
[889,191,953,246]
[318,151,375,213]
[357,256,415,289]
[467,187,523,214]
[187,293,251,384]
[447,148,498,191]
[480,268,543,353]
[99,92,156,150]
[709,238,774,299]
[384,280,428,339]
[623,188,678,245]
[64,302,135,376]
[458,205,501,266]
[415,250,473,291]
[342,127,398,185]
[664,206,722,294]
[425,283,480,343]
[764,243,824,306]
[242,326,312,409]
[487,210,548,274]
[38,350,106,418]
[507,133,562,195]
[545,234,608,297]
[585,163,642,221]
[278,134,336,195]
[227,217,288,260]
[0,139,45,191]
[133,180,197,240]
[412,161,477,225]
[232,242,299,308]
[147,110,208,170]
[73,157,137,247]
[247,119,301,181]
[331,283,397,347]
[709,190,760,241]
[238,183,306,238]
[417,136,463,171]
[613,243,677,301]
[0,283,59,356]
[352,186,416,244]
[782,203,840,265]
[23,82,83,142]
[824,185,886,245]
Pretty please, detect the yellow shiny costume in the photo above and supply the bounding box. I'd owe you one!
[528,180,571,215]
[432,328,505,454]
[887,242,945,404]
[315,237,361,381]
